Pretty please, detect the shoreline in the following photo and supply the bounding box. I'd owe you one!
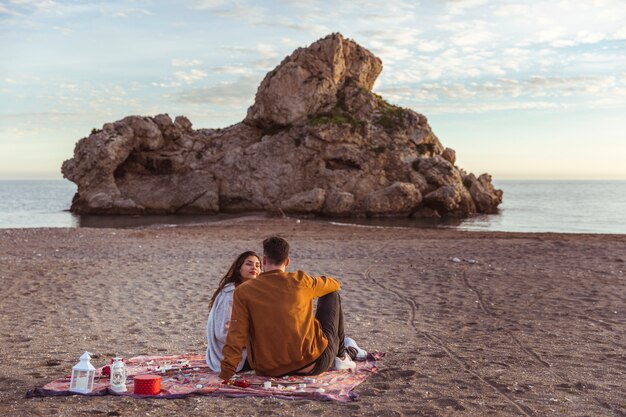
[3,212,626,237]
[1,218,624,416]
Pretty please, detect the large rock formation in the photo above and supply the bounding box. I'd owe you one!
[62,33,502,218]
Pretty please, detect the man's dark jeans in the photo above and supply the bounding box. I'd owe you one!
[309,291,355,375]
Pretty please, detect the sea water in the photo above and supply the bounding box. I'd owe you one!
[0,180,624,234]
[457,180,626,234]
[0,180,78,228]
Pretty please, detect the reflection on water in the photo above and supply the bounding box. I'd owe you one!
[77,212,467,230]
[322,216,464,230]
[75,212,270,229]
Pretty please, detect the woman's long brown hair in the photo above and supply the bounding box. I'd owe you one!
[208,251,260,310]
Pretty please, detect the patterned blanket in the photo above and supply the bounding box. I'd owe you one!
[28,352,384,402]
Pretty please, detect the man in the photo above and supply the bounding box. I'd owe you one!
[219,236,363,380]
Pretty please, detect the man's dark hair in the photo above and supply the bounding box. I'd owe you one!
[263,236,290,265]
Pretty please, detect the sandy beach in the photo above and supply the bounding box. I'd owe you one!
[0,217,624,416]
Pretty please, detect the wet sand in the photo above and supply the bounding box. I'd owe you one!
[0,217,624,416]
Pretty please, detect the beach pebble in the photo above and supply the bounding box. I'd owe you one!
[452,257,461,263]
[316,388,325,393]
[277,384,285,390]
[195,384,203,389]
[263,381,271,389]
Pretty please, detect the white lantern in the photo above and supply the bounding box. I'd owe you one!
[69,352,96,394]
[109,357,127,392]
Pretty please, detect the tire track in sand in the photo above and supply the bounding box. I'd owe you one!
[365,265,536,417]
[461,269,626,417]
[461,270,557,374]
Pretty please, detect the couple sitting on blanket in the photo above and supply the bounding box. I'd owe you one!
[206,236,368,381]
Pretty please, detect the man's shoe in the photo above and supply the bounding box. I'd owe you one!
[334,354,356,372]
[344,337,368,360]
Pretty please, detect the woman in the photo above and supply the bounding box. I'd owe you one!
[206,251,261,372]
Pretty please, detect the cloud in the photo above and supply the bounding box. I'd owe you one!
[171,75,261,107]
[59,82,80,92]
[188,0,229,9]
[0,111,89,119]
[576,31,605,44]
[20,82,147,116]
[415,40,445,53]
[0,125,51,139]
[2,1,96,18]
[255,43,278,58]
[416,101,562,115]
[443,0,489,15]
[5,0,58,12]
[492,3,531,17]
[51,25,72,35]
[174,69,208,84]
[358,28,422,47]
[523,75,617,96]
[210,42,288,72]
[431,1,626,58]
[211,66,251,75]
[610,26,626,40]
[276,0,419,26]
[212,4,266,22]
[153,81,182,88]
[377,75,623,112]
[171,59,202,67]
[187,0,267,24]
[250,58,282,72]
[275,0,322,12]
[249,43,284,70]
[449,28,493,46]
[368,44,412,65]
[0,1,157,35]
[435,20,495,47]
[112,8,153,18]
[159,64,238,89]
[358,29,425,65]
[264,19,330,34]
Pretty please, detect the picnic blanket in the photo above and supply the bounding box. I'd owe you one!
[27,352,384,402]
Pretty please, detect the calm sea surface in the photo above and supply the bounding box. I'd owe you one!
[0,180,624,234]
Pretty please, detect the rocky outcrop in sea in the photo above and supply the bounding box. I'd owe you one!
[62,33,502,218]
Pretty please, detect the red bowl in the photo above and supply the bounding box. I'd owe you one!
[133,375,161,395]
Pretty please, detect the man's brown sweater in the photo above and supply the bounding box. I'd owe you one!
[219,269,340,380]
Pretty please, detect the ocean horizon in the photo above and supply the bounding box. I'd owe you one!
[0,179,625,234]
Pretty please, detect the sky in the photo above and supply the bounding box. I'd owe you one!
[1,0,625,180]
